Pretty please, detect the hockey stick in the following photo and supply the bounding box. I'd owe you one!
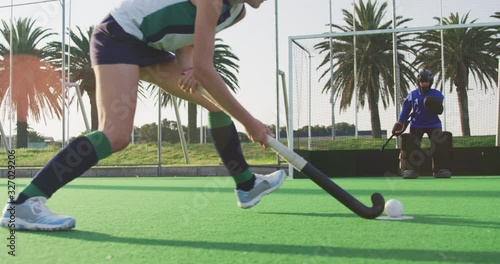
[196,87,384,219]
[267,136,385,219]
[380,134,394,152]
[381,120,410,152]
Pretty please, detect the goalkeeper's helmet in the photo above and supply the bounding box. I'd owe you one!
[417,69,433,93]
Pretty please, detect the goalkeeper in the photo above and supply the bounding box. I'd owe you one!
[392,69,452,179]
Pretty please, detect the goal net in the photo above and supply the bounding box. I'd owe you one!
[289,22,500,151]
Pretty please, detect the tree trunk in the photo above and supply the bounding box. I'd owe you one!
[16,121,28,148]
[187,102,198,143]
[455,86,471,136]
[87,88,99,131]
[367,89,382,138]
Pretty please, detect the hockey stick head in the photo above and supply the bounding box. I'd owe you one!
[367,192,385,219]
[267,135,385,219]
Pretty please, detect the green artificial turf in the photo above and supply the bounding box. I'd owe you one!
[0,176,499,264]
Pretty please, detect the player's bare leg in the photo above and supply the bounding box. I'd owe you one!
[0,64,140,231]
[95,64,140,152]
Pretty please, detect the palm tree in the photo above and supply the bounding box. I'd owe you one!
[0,18,62,148]
[315,0,415,138]
[413,12,499,136]
[144,38,240,143]
[44,26,98,131]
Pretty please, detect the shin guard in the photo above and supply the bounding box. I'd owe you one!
[431,131,453,172]
[400,133,424,173]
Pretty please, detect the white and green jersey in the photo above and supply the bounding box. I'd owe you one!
[110,0,244,51]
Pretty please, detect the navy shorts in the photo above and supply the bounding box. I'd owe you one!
[90,14,175,67]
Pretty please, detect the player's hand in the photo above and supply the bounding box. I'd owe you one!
[245,118,274,148]
[178,68,198,93]
[392,121,405,136]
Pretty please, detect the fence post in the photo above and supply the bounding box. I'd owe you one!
[496,59,500,146]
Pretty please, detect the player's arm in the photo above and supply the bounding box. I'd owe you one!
[392,97,411,136]
[191,0,272,146]
[398,97,412,123]
[175,45,194,70]
[176,4,245,90]
[175,45,199,91]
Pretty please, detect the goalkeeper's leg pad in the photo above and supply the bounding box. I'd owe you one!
[400,133,424,175]
[431,131,453,178]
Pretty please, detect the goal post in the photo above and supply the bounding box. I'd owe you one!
[497,59,500,147]
[288,22,500,155]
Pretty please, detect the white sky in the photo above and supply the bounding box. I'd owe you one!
[0,0,499,140]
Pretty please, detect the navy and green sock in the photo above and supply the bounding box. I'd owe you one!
[208,111,255,191]
[14,131,112,204]
[15,114,254,202]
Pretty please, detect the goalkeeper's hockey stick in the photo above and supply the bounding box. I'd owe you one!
[380,134,395,152]
[381,120,410,152]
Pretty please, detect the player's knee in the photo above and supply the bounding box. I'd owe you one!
[114,137,131,152]
[105,130,132,152]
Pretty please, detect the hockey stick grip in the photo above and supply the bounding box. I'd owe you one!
[266,136,308,171]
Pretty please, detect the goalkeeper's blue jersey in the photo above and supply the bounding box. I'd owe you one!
[398,88,444,128]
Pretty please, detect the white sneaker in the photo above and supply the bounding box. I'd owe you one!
[235,170,286,209]
[0,197,75,231]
